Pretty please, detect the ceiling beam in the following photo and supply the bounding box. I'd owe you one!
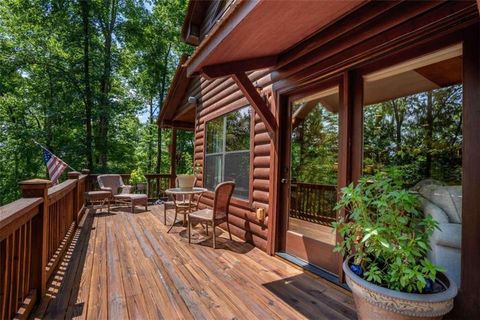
[201,55,277,79]
[232,72,277,134]
[159,120,195,131]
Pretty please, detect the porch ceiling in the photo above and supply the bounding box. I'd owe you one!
[185,0,366,77]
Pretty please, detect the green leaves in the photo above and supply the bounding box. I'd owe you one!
[333,173,445,293]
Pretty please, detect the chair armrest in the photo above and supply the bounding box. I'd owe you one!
[435,222,461,249]
[192,194,203,211]
[421,197,449,224]
[100,187,112,192]
[121,185,133,194]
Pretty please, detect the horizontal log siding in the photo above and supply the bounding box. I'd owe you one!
[191,70,272,251]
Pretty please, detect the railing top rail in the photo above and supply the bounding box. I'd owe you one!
[48,179,77,203]
[0,197,43,240]
[291,182,337,189]
[79,174,88,181]
[144,173,173,177]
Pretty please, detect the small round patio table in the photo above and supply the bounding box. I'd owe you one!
[165,187,207,233]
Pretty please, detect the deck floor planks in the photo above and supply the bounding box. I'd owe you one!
[86,210,108,319]
[68,211,98,320]
[33,205,356,320]
[105,218,128,319]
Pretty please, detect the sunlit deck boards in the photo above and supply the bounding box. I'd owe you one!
[33,205,356,320]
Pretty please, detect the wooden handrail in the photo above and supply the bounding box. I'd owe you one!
[48,179,77,204]
[0,171,89,320]
[290,182,337,226]
[0,198,43,239]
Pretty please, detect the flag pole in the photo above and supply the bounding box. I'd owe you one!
[33,139,77,172]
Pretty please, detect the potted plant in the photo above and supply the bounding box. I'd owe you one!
[333,173,457,320]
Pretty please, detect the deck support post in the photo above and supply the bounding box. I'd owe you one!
[457,23,480,319]
[232,72,277,135]
[170,127,177,187]
[19,179,52,299]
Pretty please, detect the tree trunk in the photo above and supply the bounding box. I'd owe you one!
[148,97,154,171]
[391,99,404,151]
[97,0,118,171]
[425,91,434,178]
[80,0,94,171]
[156,44,172,173]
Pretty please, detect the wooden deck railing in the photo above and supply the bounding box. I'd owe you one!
[290,182,337,226]
[144,173,173,200]
[87,173,173,200]
[0,172,88,320]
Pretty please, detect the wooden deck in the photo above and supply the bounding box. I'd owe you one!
[32,205,356,320]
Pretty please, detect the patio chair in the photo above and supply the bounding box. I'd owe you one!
[165,176,199,229]
[97,174,148,213]
[187,181,235,249]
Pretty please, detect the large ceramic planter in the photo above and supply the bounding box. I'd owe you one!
[177,174,195,190]
[343,258,457,320]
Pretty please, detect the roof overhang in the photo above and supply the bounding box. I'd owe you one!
[157,55,196,131]
[185,0,366,78]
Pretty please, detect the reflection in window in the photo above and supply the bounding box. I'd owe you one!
[205,106,250,199]
[289,87,339,242]
[363,44,463,286]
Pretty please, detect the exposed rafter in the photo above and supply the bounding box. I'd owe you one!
[201,55,277,79]
[232,72,277,134]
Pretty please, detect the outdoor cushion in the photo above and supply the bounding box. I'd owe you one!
[436,223,462,249]
[419,185,462,224]
[115,193,147,200]
[188,208,226,221]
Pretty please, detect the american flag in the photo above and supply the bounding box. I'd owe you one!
[42,149,68,184]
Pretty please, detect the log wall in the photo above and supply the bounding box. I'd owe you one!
[188,70,273,251]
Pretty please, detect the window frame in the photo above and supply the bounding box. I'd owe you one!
[203,105,253,204]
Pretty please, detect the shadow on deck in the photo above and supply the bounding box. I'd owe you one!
[32,205,356,319]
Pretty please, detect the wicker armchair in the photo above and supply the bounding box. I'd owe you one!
[97,174,147,213]
[187,181,235,248]
[97,174,132,195]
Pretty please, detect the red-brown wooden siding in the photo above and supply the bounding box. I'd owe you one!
[187,70,273,251]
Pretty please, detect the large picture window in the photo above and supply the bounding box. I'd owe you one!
[362,44,463,287]
[205,106,251,199]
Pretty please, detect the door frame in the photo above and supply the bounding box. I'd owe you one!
[275,74,359,281]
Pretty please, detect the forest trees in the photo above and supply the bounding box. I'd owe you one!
[363,85,463,187]
[291,85,462,189]
[0,0,190,204]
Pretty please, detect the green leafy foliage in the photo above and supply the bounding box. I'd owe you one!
[333,173,445,293]
[0,0,191,205]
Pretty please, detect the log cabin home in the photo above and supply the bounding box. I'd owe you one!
[158,0,480,318]
[1,1,480,319]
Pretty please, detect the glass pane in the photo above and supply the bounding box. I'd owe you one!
[205,155,222,191]
[289,87,339,244]
[226,107,250,152]
[206,117,224,154]
[224,151,250,199]
[363,44,463,286]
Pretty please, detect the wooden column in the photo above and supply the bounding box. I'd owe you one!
[170,128,177,187]
[266,88,280,255]
[68,171,81,225]
[19,179,51,299]
[456,23,480,319]
[81,169,91,191]
[335,71,364,282]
